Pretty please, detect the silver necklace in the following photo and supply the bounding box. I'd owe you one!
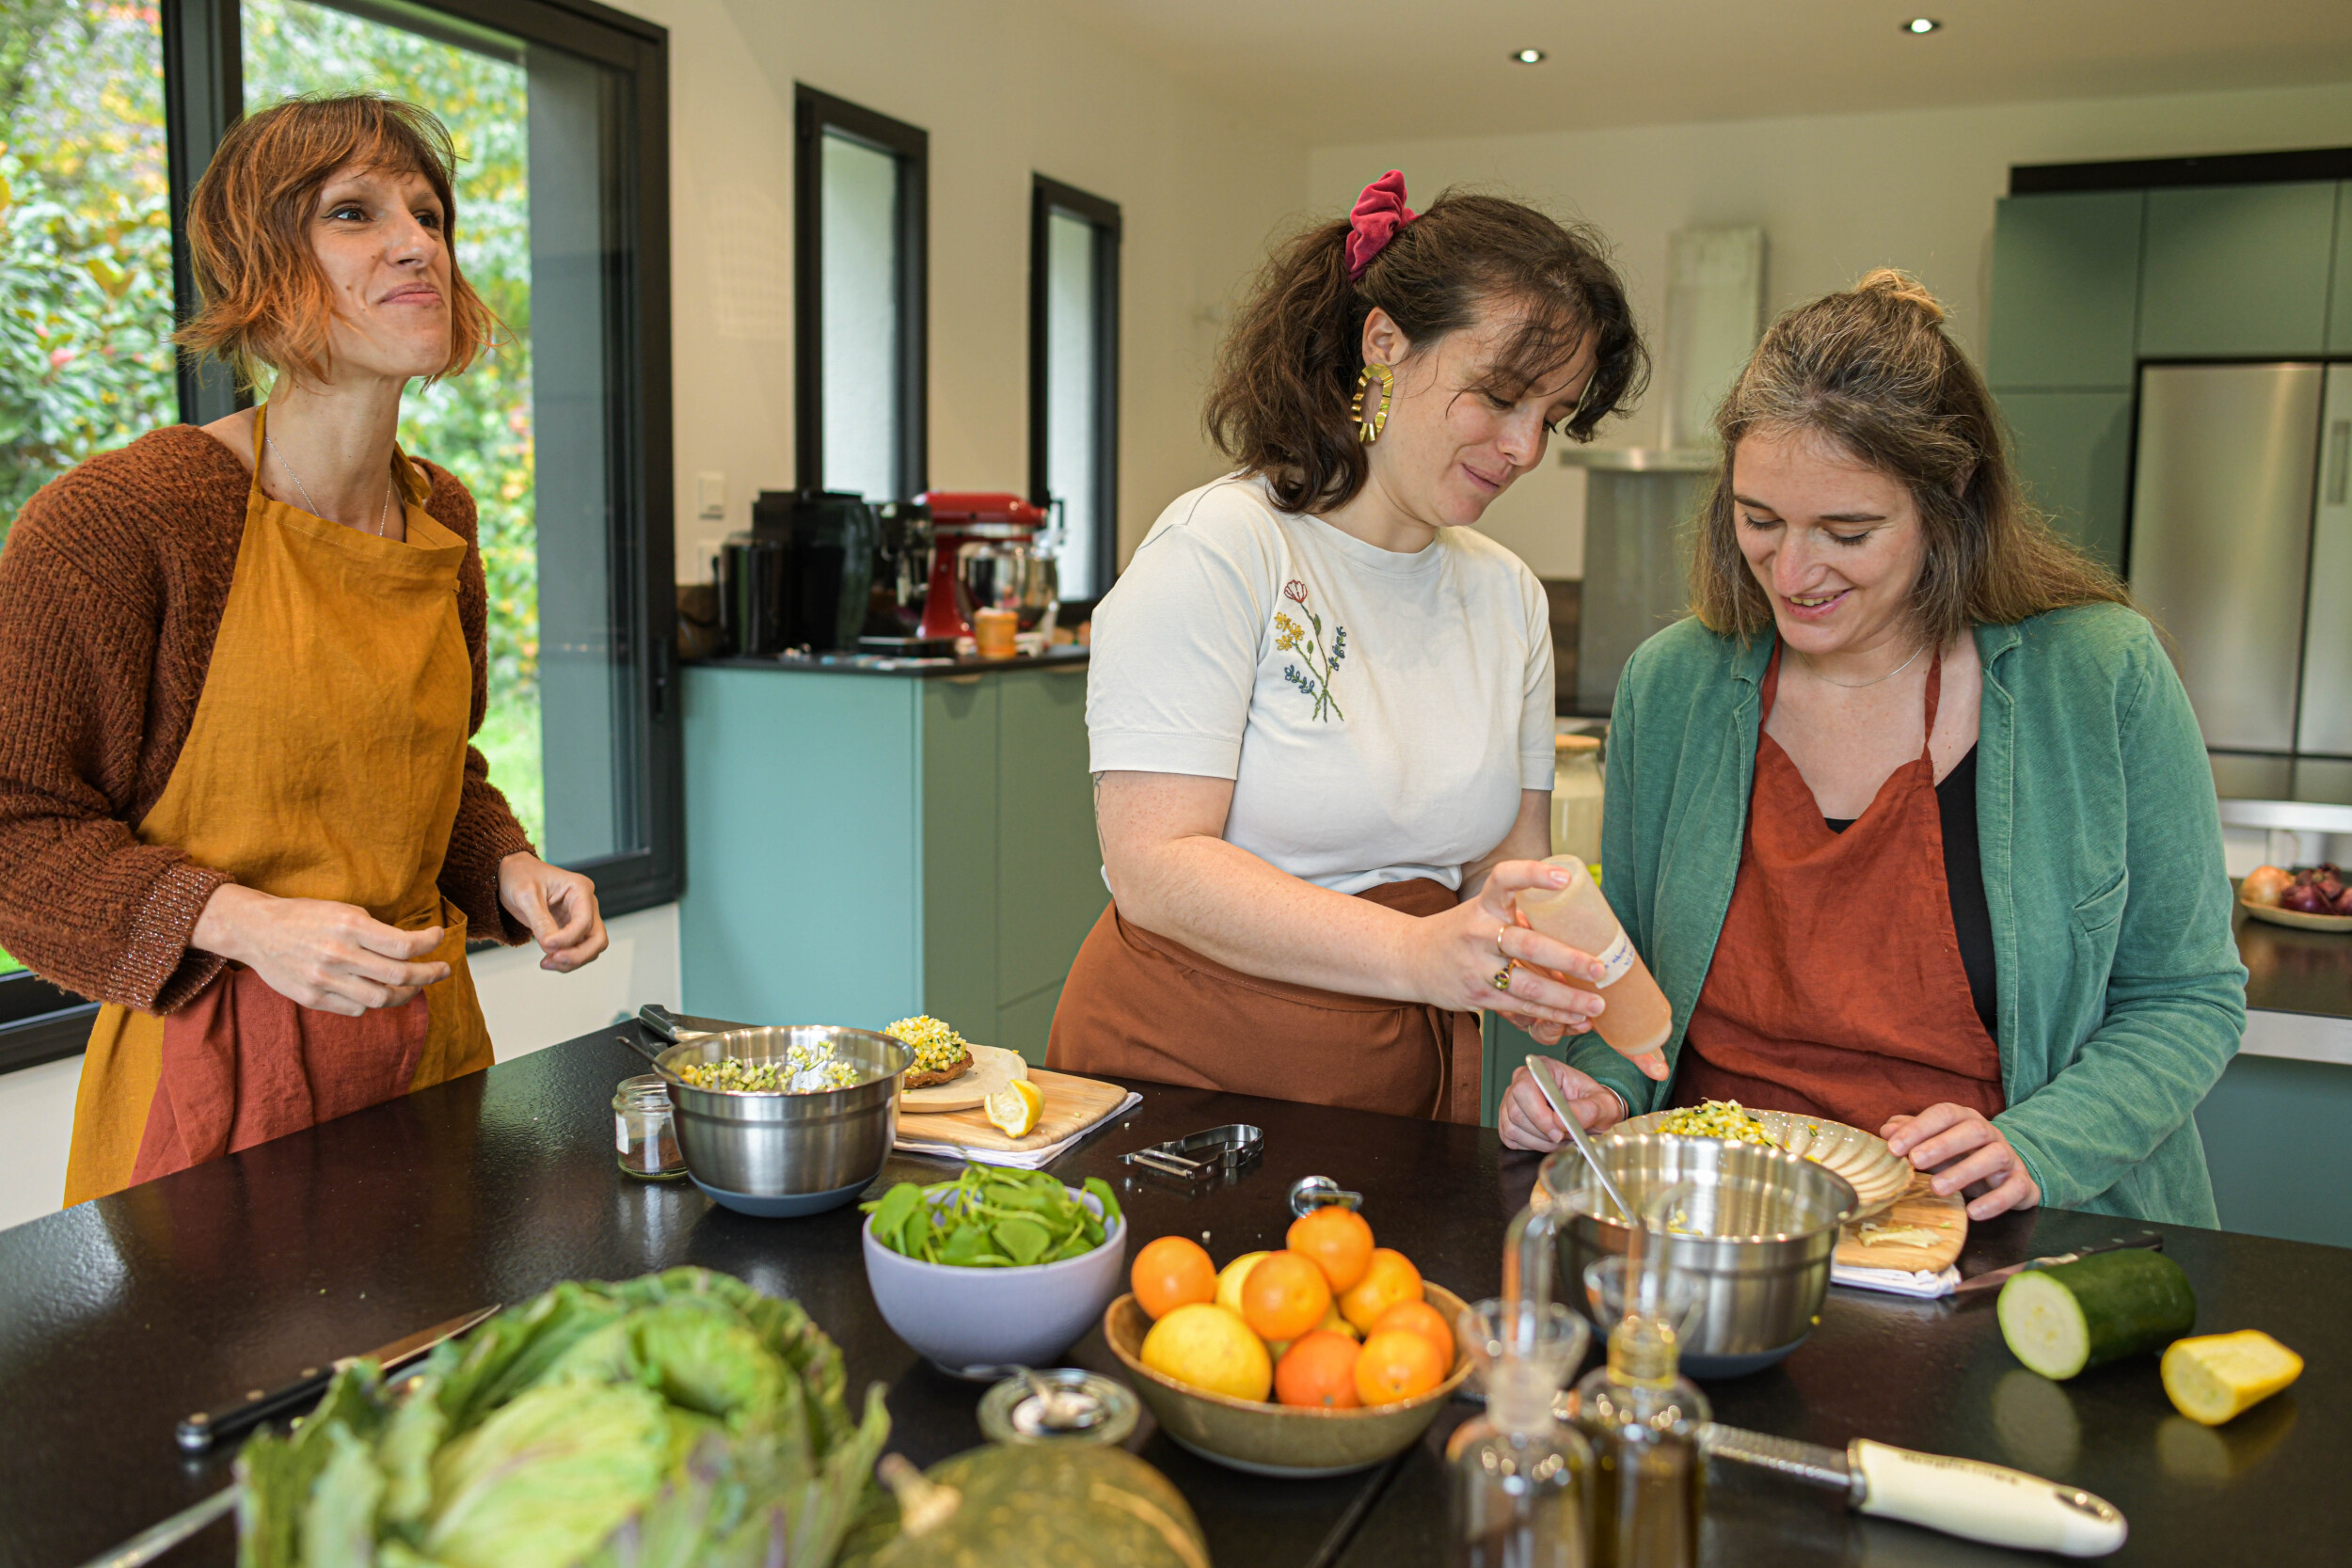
[263,420,393,537]
[1796,641,1926,689]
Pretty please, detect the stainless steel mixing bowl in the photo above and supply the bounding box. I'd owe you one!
[1535,1133,1859,1377]
[642,1024,911,1216]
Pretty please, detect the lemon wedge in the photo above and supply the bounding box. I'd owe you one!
[984,1077,1043,1138]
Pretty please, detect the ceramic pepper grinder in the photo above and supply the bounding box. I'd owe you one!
[1564,1189,1709,1568]
[1447,1193,1596,1567]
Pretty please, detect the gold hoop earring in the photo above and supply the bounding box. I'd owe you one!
[1352,362,1394,444]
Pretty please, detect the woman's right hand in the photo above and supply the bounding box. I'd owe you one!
[1499,1057,1626,1151]
[192,884,450,1016]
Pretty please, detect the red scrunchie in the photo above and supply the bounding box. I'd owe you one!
[1344,170,1417,283]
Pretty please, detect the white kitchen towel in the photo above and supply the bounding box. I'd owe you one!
[893,1091,1143,1170]
[1831,1262,1962,1298]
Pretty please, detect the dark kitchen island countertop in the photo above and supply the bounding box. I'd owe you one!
[3,1024,2345,1568]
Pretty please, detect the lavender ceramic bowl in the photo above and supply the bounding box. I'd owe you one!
[862,1187,1128,1376]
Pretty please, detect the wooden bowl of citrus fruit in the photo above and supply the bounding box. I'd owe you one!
[1103,1205,1473,1478]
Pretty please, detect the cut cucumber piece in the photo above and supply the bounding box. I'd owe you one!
[1996,1248,2196,1380]
[2162,1330,2303,1425]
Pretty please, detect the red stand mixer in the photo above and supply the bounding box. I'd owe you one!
[916,491,1053,641]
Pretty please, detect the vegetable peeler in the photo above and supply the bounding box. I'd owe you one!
[1119,1124,1263,1187]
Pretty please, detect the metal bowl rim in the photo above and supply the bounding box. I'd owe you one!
[1534,1134,1859,1245]
[652,1024,912,1101]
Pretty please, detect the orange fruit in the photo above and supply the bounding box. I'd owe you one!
[1140,1303,1272,1402]
[1240,1251,1333,1343]
[1338,1247,1423,1335]
[1371,1298,1455,1370]
[1287,1206,1375,1293]
[1131,1235,1217,1321]
[1274,1331,1363,1409]
[1266,1302,1356,1362]
[1354,1328,1447,1406]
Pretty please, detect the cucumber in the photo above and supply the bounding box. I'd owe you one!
[1996,1248,2196,1380]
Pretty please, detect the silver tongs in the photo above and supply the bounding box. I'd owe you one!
[1120,1124,1263,1185]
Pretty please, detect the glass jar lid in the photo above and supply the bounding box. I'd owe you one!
[976,1370,1138,1446]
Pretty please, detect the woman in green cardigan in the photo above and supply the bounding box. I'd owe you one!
[1500,271,2245,1227]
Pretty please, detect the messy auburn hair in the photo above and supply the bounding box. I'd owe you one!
[1203,189,1646,515]
[175,94,496,389]
[1690,269,2130,644]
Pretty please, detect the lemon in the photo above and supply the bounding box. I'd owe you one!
[984,1077,1043,1138]
[1214,1251,1270,1317]
[1140,1303,1272,1402]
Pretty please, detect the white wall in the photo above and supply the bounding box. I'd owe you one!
[1312,80,2352,579]
[0,905,680,1232]
[621,0,1311,578]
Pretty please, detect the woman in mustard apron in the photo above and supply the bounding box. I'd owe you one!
[0,95,606,1205]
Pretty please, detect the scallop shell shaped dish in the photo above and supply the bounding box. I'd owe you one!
[1618,1108,1910,1219]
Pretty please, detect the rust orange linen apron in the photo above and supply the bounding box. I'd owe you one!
[1047,878,1483,1123]
[1674,644,2004,1134]
[63,409,494,1206]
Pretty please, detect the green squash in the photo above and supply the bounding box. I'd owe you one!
[863,1444,1210,1568]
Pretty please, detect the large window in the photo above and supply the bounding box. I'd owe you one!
[0,0,675,1068]
[1029,175,1118,603]
[793,84,924,501]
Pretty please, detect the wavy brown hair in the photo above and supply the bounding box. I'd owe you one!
[1690,269,2130,643]
[1204,189,1646,515]
[176,94,497,390]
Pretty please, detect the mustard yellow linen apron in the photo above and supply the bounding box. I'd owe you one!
[64,409,495,1205]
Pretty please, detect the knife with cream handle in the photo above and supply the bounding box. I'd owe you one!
[1697,1422,2127,1557]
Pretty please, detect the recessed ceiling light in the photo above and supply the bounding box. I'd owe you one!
[1903,17,1941,34]
[1511,48,1547,65]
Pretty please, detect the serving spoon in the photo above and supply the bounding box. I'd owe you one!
[1524,1053,1634,1223]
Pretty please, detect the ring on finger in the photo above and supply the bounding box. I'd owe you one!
[1495,925,1512,959]
[1489,964,1515,992]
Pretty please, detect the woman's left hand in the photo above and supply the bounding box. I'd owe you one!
[1882,1103,2042,1220]
[498,852,608,973]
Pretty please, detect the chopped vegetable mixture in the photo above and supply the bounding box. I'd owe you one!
[883,1014,971,1075]
[1655,1098,1782,1147]
[678,1040,866,1093]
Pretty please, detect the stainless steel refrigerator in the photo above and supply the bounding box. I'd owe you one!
[2128,361,2352,800]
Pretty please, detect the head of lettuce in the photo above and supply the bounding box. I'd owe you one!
[236,1267,892,1568]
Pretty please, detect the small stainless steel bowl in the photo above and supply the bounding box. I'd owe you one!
[649,1025,911,1216]
[1535,1133,1858,1377]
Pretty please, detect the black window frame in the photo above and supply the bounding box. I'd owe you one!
[1,0,678,1071]
[1027,175,1120,608]
[793,84,928,499]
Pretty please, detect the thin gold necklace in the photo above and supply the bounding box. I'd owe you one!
[264,422,393,537]
[1796,641,1926,689]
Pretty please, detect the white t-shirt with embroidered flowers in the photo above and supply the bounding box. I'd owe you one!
[1088,473,1557,895]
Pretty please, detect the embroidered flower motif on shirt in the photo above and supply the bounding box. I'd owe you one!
[1273,581,1346,722]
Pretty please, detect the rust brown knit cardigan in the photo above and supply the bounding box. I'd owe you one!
[0,423,536,1014]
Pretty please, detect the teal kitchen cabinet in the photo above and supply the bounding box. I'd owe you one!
[2138,182,2339,359]
[2331,182,2352,355]
[680,657,1107,1063]
[1986,191,2145,389]
[1997,389,2135,569]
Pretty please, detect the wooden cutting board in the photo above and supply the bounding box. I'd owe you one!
[895,1067,1131,1155]
[1834,1172,1967,1274]
[899,1043,1028,1113]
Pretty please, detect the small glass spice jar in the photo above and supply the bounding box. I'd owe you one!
[613,1074,687,1180]
[976,1370,1139,1447]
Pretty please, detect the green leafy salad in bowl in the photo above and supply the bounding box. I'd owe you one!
[237,1268,890,1568]
[861,1164,1122,1268]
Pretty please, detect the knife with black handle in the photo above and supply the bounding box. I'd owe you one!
[173,1304,498,1453]
[1948,1232,2164,1301]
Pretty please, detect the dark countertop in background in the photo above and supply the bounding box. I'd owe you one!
[2234,901,2352,1021]
[692,645,1089,678]
[5,1024,2346,1567]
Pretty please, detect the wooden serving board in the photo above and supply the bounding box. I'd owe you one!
[895,1067,1131,1155]
[899,1043,1028,1113]
[1834,1172,1967,1274]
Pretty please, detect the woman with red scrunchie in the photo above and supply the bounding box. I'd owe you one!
[1047,175,1649,1123]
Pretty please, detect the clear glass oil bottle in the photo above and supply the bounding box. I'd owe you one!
[1565,1268,1708,1568]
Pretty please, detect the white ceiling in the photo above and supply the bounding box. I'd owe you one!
[1050,0,2352,143]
